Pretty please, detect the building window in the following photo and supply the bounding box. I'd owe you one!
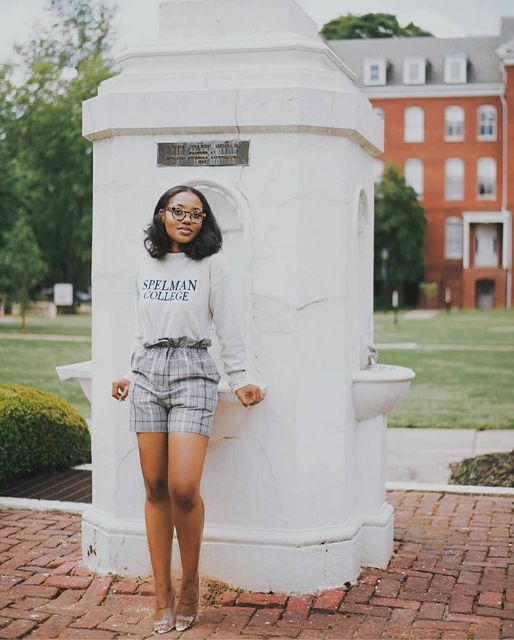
[444,106,464,141]
[404,159,424,199]
[477,105,497,140]
[374,159,384,183]
[444,158,464,200]
[444,55,467,83]
[404,106,424,142]
[364,59,386,86]
[403,58,426,84]
[445,217,463,259]
[477,157,496,199]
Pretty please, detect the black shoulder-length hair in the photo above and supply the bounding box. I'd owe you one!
[143,185,223,260]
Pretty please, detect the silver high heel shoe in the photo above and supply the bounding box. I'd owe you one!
[153,587,177,634]
[175,575,200,632]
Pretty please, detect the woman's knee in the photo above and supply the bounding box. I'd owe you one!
[144,477,168,503]
[169,484,201,512]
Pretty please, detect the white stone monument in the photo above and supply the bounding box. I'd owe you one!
[81,0,414,594]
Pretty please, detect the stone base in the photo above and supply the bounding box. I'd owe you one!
[360,503,395,568]
[81,503,394,593]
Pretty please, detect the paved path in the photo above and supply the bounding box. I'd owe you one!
[387,429,514,484]
[0,490,513,639]
[376,343,514,351]
[0,333,90,342]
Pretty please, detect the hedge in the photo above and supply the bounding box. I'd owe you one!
[449,449,514,488]
[0,384,91,490]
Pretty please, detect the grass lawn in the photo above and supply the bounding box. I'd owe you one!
[375,308,514,345]
[0,319,91,420]
[375,309,514,430]
[0,312,91,336]
[0,308,513,429]
[379,348,514,429]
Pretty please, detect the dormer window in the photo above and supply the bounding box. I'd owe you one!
[403,58,426,85]
[444,55,467,83]
[364,59,386,86]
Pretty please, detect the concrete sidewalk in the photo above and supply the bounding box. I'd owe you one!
[387,429,514,484]
[1,490,513,639]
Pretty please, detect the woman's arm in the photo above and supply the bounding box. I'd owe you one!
[122,270,144,382]
[209,272,251,392]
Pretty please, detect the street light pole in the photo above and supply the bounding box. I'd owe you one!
[381,247,389,299]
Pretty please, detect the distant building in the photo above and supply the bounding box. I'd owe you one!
[326,17,514,309]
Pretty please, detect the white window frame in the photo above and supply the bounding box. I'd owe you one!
[444,55,467,84]
[404,106,424,143]
[404,159,424,199]
[445,217,463,259]
[364,59,386,86]
[444,105,465,141]
[403,58,426,85]
[444,158,465,201]
[477,105,497,141]
[476,157,496,200]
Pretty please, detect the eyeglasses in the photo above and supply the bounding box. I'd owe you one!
[163,206,206,224]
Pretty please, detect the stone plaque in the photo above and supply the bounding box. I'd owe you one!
[157,140,249,167]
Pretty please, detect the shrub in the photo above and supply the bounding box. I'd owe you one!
[449,449,514,488]
[0,384,91,490]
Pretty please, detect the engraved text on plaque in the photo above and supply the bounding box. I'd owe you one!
[157,140,250,167]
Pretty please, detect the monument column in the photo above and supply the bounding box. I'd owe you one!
[82,0,391,593]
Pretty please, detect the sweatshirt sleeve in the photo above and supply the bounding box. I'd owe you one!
[209,255,257,393]
[122,268,144,382]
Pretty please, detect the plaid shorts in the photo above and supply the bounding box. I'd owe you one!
[128,336,221,437]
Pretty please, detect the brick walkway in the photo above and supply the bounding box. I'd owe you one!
[0,490,512,639]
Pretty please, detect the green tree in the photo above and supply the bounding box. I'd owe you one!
[321,13,432,40]
[0,216,47,329]
[0,142,21,241]
[0,0,116,297]
[374,164,427,305]
[0,66,21,241]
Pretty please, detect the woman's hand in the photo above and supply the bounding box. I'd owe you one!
[235,384,265,408]
[112,378,130,401]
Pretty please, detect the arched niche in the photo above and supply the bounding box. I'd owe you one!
[355,188,373,369]
[180,179,254,429]
[357,189,368,236]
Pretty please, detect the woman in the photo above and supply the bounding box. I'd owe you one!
[111,185,265,634]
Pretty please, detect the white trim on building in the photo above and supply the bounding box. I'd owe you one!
[444,216,463,259]
[404,106,424,142]
[363,59,387,86]
[477,104,497,140]
[462,211,512,270]
[444,55,468,84]
[444,105,465,141]
[403,58,426,85]
[362,82,503,99]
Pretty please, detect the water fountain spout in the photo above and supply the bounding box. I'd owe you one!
[366,345,378,369]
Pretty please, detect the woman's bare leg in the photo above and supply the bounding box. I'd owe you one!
[136,433,175,612]
[168,432,209,616]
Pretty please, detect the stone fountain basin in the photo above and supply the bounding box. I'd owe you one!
[56,360,93,402]
[55,360,265,405]
[352,364,416,422]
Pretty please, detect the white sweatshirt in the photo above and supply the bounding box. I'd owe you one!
[123,249,257,392]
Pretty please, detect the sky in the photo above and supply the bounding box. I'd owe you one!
[0,0,513,64]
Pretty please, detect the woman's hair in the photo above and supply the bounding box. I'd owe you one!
[143,185,223,260]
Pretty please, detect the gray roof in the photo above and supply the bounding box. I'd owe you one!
[325,17,514,86]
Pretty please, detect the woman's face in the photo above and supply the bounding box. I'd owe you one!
[159,191,204,252]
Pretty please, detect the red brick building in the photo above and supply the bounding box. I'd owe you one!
[327,18,514,309]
